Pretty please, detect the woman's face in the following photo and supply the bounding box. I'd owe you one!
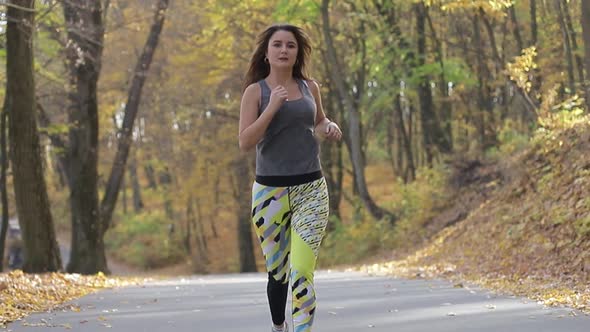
[266,30,298,69]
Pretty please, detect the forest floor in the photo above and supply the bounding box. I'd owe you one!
[361,118,590,314]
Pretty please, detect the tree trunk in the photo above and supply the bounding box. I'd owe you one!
[121,172,127,214]
[320,125,342,222]
[320,73,343,222]
[184,198,191,254]
[187,197,207,273]
[194,199,208,251]
[396,94,415,182]
[129,150,144,212]
[7,0,62,272]
[556,0,576,94]
[37,103,69,189]
[473,14,487,151]
[529,0,544,106]
[320,0,394,222]
[158,167,175,220]
[232,155,257,273]
[374,1,416,181]
[0,104,9,272]
[530,0,538,46]
[386,108,398,176]
[63,0,107,274]
[415,2,451,165]
[509,5,524,51]
[562,0,585,94]
[209,171,219,238]
[480,8,538,119]
[425,9,453,151]
[101,0,170,232]
[582,0,590,111]
[144,163,158,189]
[416,3,434,166]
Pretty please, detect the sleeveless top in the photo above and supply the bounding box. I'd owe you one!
[255,79,322,186]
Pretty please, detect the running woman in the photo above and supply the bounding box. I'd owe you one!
[238,24,342,332]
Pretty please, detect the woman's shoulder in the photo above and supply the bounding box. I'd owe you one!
[305,79,320,95]
[243,82,262,99]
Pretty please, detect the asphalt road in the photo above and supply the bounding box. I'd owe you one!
[6,271,590,331]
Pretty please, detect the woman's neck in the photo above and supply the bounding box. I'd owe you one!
[266,67,294,87]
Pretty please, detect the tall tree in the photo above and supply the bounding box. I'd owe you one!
[63,0,108,274]
[562,0,585,92]
[186,196,208,273]
[373,1,417,181]
[556,0,576,94]
[0,102,9,272]
[320,0,394,222]
[6,0,62,272]
[415,2,451,164]
[128,148,144,212]
[530,0,538,46]
[100,0,170,232]
[425,7,453,151]
[232,155,257,273]
[583,0,590,111]
[509,4,523,51]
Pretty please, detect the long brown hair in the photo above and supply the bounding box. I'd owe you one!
[243,24,312,91]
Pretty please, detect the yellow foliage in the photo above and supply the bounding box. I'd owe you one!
[505,46,537,93]
[0,270,141,327]
[537,95,588,130]
[426,0,513,15]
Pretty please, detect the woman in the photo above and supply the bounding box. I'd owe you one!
[238,24,342,332]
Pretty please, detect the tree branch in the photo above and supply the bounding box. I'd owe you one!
[1,2,37,12]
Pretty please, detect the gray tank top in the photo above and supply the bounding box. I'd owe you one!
[256,79,321,176]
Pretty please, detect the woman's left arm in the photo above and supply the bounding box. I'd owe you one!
[309,80,342,141]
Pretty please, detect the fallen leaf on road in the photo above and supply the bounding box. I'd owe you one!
[0,270,140,328]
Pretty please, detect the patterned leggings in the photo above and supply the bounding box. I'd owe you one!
[251,177,329,332]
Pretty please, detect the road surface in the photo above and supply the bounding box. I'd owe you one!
[7,271,590,331]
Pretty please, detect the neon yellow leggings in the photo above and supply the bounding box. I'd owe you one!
[251,177,329,332]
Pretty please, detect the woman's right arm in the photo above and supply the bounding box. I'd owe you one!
[238,83,286,151]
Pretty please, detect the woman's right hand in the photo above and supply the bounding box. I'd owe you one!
[268,85,288,111]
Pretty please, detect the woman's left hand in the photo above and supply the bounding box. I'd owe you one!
[325,121,342,141]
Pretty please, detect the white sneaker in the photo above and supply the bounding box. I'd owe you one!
[271,322,288,332]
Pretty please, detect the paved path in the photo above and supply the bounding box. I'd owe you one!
[7,271,590,331]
